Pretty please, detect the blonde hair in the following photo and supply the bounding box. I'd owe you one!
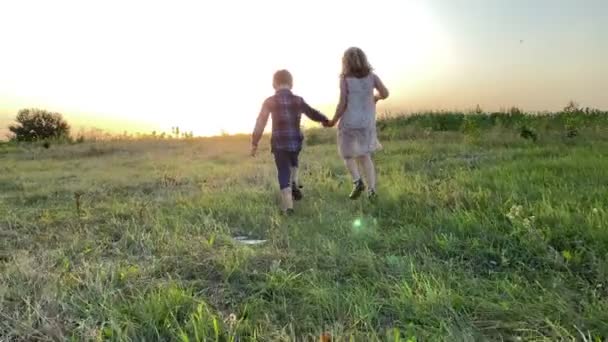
[341,47,373,78]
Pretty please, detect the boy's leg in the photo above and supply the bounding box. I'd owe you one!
[289,151,303,200]
[289,151,299,187]
[280,188,294,214]
[273,151,291,190]
[273,151,294,213]
[290,166,299,187]
[357,154,376,193]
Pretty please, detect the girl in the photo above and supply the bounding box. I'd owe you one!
[329,47,389,199]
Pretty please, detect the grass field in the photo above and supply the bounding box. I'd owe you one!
[1,113,608,341]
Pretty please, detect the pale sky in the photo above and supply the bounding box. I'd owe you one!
[1,0,606,137]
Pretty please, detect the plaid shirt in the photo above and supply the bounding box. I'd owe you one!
[252,89,328,152]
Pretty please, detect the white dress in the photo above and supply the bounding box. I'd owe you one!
[338,73,381,158]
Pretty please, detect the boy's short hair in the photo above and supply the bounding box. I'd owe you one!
[273,69,293,88]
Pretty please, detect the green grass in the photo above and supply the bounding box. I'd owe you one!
[1,114,608,341]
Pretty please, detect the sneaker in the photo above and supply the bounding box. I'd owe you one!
[368,189,377,201]
[285,208,295,216]
[292,183,303,201]
[349,179,366,200]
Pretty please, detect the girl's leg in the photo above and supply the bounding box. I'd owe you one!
[344,157,365,199]
[344,157,361,181]
[357,154,376,192]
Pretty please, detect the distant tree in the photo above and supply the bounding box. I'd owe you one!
[509,107,523,115]
[172,126,180,138]
[474,104,483,114]
[563,100,581,114]
[9,108,70,142]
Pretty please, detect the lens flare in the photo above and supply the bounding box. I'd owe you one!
[352,218,363,231]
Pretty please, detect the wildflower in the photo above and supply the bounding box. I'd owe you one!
[225,313,238,327]
[506,204,524,221]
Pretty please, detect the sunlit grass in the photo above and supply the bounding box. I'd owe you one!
[1,118,607,340]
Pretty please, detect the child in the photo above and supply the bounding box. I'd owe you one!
[328,47,389,200]
[251,69,330,214]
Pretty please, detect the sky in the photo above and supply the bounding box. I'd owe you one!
[1,0,606,137]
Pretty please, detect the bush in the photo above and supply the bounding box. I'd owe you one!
[376,107,607,138]
[519,126,538,142]
[305,127,334,146]
[9,108,70,142]
[461,115,481,142]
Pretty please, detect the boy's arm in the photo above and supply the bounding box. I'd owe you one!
[251,99,271,151]
[301,99,329,124]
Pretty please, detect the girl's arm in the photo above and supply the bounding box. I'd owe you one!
[373,74,389,102]
[330,77,348,126]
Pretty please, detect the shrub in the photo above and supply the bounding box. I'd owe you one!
[519,126,538,142]
[9,108,70,142]
[462,115,481,142]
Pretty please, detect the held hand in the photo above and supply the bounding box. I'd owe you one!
[250,145,258,157]
[323,119,336,128]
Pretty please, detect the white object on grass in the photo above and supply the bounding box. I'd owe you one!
[233,236,267,245]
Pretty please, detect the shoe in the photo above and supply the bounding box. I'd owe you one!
[349,179,366,200]
[368,189,377,201]
[285,208,295,216]
[292,183,303,201]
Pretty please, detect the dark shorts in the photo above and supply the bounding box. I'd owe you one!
[273,150,300,189]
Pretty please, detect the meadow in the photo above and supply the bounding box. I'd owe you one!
[1,111,607,341]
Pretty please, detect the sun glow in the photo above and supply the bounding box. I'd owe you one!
[0,0,451,136]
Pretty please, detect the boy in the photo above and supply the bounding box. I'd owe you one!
[251,69,330,214]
